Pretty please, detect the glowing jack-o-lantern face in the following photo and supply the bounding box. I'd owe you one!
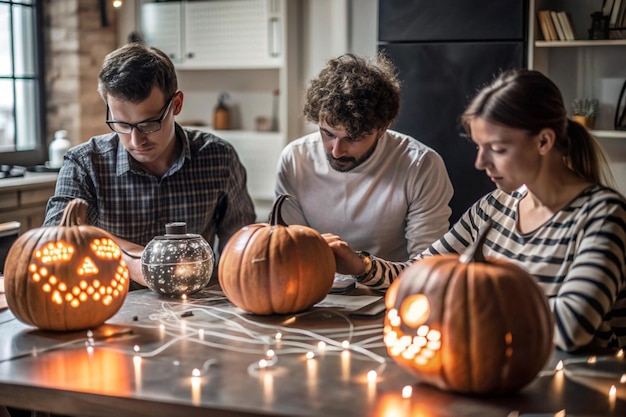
[4,199,130,331]
[384,223,554,394]
[29,238,128,309]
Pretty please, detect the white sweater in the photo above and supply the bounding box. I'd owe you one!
[275,129,453,284]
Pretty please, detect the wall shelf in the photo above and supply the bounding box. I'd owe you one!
[536,39,626,47]
[593,129,626,140]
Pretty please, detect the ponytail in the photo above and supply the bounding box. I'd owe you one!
[566,118,616,188]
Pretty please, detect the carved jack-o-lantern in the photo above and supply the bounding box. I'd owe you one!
[384,223,554,394]
[4,199,129,331]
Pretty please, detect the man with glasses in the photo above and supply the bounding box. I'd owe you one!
[275,54,453,290]
[43,43,256,288]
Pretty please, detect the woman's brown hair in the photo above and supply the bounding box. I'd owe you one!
[461,69,614,187]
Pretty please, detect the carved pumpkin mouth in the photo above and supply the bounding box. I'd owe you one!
[384,294,442,365]
[29,238,128,308]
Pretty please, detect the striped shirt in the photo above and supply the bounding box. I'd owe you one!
[415,185,626,352]
[43,124,256,253]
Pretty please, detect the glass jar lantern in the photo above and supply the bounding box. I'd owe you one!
[141,222,214,297]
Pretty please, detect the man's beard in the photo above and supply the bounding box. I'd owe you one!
[326,139,378,172]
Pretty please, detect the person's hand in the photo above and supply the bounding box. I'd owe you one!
[321,233,367,276]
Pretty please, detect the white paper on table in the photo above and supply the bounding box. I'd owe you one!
[315,294,382,312]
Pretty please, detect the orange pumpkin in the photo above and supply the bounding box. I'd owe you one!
[218,194,336,315]
[384,222,554,394]
[4,199,129,331]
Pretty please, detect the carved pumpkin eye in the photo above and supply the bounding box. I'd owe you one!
[399,294,430,327]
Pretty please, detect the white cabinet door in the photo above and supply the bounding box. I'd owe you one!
[183,0,284,69]
[141,2,183,64]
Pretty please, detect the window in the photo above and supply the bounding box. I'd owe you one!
[0,0,45,166]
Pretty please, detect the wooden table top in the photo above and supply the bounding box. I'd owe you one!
[0,285,625,417]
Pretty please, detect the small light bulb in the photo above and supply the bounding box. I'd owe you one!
[341,340,350,349]
[259,359,268,368]
[367,370,377,383]
[133,345,140,353]
[317,341,326,351]
[275,332,282,340]
[402,385,412,399]
[306,351,315,360]
[192,368,201,377]
[266,349,275,358]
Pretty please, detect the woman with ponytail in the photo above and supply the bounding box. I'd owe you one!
[416,69,626,352]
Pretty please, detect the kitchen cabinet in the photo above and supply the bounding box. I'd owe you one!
[0,173,57,234]
[141,0,284,69]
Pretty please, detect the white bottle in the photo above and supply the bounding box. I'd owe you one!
[48,130,71,168]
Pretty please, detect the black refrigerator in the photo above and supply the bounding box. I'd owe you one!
[378,0,528,224]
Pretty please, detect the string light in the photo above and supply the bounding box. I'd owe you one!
[112,0,123,8]
[367,370,377,383]
[1,293,389,402]
[5,291,626,410]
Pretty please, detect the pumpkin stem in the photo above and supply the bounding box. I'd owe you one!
[269,194,291,226]
[59,199,89,227]
[459,220,492,264]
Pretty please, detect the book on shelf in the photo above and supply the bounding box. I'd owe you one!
[550,11,566,40]
[609,0,626,38]
[557,11,575,41]
[611,0,623,26]
[537,10,557,41]
[604,0,616,16]
[537,10,575,41]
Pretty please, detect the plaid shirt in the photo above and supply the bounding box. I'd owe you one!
[44,124,256,252]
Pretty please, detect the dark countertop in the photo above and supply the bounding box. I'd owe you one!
[0,286,624,417]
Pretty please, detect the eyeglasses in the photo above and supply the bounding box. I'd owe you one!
[105,93,177,134]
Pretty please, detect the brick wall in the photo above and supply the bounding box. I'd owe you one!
[44,0,118,147]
